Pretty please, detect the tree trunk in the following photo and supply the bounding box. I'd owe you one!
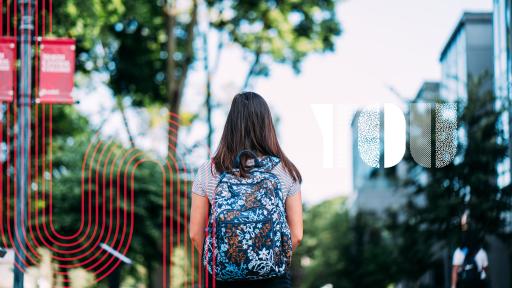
[242,52,261,90]
[115,95,135,148]
[165,0,198,156]
[162,3,199,287]
[165,1,177,112]
[202,32,213,152]
[145,260,154,288]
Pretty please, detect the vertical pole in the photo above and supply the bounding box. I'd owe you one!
[203,33,213,152]
[14,0,34,287]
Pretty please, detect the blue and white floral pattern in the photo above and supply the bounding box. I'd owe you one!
[203,156,292,281]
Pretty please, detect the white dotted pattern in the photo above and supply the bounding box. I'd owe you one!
[435,103,457,168]
[358,107,380,168]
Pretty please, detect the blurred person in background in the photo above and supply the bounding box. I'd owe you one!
[451,213,489,288]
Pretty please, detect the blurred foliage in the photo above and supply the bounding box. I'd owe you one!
[49,0,341,112]
[295,198,400,288]
[207,0,341,74]
[170,246,195,287]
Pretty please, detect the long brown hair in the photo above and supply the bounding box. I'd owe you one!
[212,92,302,183]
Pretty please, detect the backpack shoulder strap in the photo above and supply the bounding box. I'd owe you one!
[255,156,280,173]
[462,248,478,266]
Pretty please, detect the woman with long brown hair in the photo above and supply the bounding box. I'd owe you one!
[190,92,303,288]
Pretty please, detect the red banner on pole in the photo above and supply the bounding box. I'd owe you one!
[0,37,15,103]
[39,38,76,104]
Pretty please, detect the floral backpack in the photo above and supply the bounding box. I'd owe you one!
[202,150,292,281]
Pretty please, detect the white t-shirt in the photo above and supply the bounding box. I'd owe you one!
[452,248,488,279]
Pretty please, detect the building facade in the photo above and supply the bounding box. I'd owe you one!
[494,0,511,103]
[415,81,441,102]
[440,10,511,288]
[495,0,512,188]
[493,2,512,288]
[352,10,511,287]
[440,13,494,104]
[439,13,494,167]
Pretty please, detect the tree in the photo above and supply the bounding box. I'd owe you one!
[395,74,512,283]
[50,0,342,152]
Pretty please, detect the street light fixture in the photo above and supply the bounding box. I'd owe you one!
[99,243,133,265]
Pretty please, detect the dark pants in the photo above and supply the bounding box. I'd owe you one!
[203,272,292,288]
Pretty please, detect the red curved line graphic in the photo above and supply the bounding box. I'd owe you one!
[72,148,140,272]
[94,153,152,281]
[33,143,120,264]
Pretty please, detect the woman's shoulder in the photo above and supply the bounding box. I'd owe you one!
[197,158,219,177]
[476,248,488,257]
[272,161,295,180]
[272,160,301,196]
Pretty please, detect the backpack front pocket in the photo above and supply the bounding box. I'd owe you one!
[213,218,277,280]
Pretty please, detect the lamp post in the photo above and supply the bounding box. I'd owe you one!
[14,0,34,287]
